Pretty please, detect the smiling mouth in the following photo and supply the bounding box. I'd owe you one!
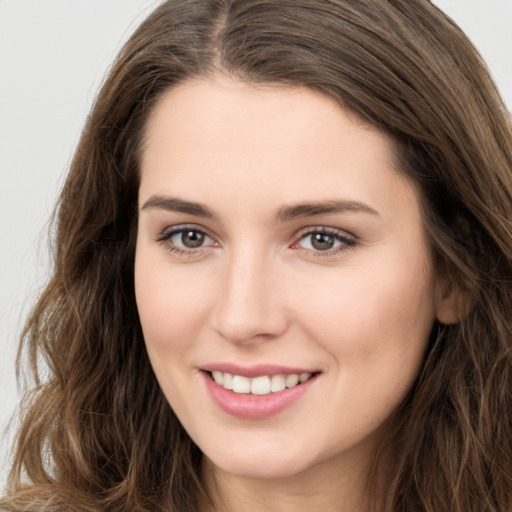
[207,370,318,396]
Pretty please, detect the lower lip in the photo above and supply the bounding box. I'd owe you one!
[202,372,318,420]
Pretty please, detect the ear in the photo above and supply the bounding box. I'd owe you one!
[434,278,475,325]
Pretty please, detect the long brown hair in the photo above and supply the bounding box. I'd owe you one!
[3,1,512,510]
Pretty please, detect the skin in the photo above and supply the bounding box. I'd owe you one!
[135,76,457,511]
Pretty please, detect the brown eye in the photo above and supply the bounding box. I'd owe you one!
[179,230,205,248]
[311,233,335,251]
[296,229,356,254]
[162,228,214,251]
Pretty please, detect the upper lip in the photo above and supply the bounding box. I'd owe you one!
[200,363,319,378]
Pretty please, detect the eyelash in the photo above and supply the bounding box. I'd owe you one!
[155,225,215,256]
[155,225,357,257]
[294,227,357,256]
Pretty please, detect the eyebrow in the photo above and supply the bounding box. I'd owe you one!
[276,199,379,221]
[140,195,379,221]
[140,195,214,218]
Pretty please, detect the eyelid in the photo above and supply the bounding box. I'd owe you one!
[154,223,356,257]
[291,226,357,255]
[155,223,206,241]
[155,223,218,254]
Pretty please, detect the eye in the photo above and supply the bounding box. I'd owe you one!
[295,228,356,254]
[157,226,216,253]
[171,229,209,249]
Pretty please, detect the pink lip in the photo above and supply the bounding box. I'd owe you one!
[201,369,319,420]
[201,362,317,378]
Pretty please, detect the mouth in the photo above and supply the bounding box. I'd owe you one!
[206,370,318,396]
[200,363,321,418]
[201,367,320,419]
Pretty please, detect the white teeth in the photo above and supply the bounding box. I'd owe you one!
[223,373,233,390]
[285,374,299,388]
[270,374,286,392]
[211,371,313,395]
[232,375,251,394]
[251,376,271,395]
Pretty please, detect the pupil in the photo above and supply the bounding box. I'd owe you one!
[182,230,204,248]
[312,233,334,250]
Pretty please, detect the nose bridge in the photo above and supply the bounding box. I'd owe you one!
[212,242,287,344]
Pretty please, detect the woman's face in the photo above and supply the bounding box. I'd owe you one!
[135,77,448,481]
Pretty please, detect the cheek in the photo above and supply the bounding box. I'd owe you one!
[292,254,436,367]
[134,254,213,356]
[299,265,435,425]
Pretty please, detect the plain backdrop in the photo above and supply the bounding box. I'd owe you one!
[1,0,511,486]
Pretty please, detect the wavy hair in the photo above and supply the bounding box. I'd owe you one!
[2,0,512,510]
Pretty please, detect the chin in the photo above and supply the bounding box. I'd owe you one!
[203,441,318,480]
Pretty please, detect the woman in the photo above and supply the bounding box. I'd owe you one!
[2,0,512,511]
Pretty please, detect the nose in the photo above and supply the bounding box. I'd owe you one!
[211,247,289,345]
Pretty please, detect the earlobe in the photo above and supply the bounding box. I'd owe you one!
[435,279,475,325]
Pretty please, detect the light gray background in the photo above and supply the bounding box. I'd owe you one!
[1,0,511,486]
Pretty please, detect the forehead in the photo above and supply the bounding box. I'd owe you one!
[138,76,418,223]
[142,76,379,151]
